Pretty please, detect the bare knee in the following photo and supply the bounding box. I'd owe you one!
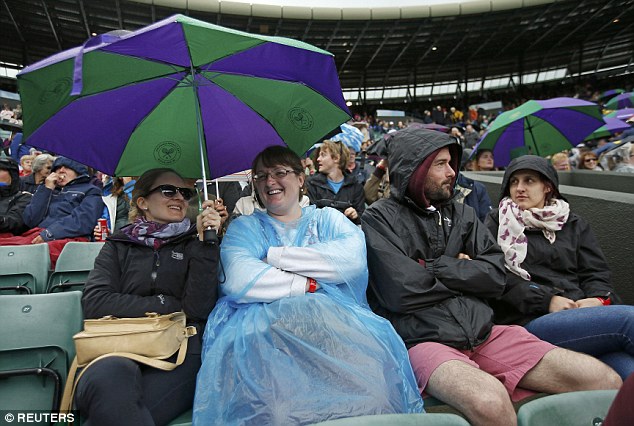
[466,389,516,426]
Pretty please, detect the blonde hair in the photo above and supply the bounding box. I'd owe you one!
[320,140,350,172]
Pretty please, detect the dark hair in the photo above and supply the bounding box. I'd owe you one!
[129,168,186,221]
[578,151,599,170]
[251,146,305,208]
[541,175,558,204]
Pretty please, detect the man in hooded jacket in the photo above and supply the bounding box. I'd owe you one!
[0,156,104,266]
[362,128,622,426]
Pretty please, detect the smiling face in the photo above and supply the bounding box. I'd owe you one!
[508,169,551,210]
[136,172,190,224]
[254,160,304,222]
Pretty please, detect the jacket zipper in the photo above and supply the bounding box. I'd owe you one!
[150,250,160,295]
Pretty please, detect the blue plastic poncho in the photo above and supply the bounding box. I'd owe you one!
[193,206,423,425]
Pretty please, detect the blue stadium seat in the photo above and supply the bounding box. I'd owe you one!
[0,244,50,294]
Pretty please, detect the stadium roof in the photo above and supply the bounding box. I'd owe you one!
[1,0,633,97]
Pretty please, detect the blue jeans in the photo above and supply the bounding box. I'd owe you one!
[525,305,634,379]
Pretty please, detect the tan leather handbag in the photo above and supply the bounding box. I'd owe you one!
[60,312,197,413]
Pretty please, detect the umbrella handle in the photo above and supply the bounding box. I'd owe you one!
[203,228,218,244]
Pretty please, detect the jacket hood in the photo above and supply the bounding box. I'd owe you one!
[0,157,20,197]
[500,155,565,201]
[387,128,461,202]
[52,156,89,177]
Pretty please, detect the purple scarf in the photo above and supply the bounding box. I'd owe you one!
[123,217,192,249]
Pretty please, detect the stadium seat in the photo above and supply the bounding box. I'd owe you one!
[167,409,192,426]
[0,292,83,412]
[0,244,50,294]
[311,413,470,425]
[516,390,618,426]
[47,242,104,293]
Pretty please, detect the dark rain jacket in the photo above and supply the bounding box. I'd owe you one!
[362,128,506,350]
[23,162,104,241]
[0,158,32,235]
[484,155,618,326]
[306,171,366,224]
[82,225,219,325]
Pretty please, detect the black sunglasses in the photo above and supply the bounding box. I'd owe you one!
[147,184,194,201]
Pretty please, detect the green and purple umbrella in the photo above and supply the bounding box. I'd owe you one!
[474,97,603,166]
[17,14,350,191]
[605,92,634,110]
[584,117,631,141]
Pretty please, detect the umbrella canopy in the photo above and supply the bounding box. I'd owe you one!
[17,14,351,182]
[330,123,363,152]
[604,108,634,121]
[605,92,634,110]
[584,117,632,140]
[474,97,603,166]
[599,89,625,101]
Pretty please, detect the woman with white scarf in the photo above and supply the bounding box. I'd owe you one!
[485,155,634,380]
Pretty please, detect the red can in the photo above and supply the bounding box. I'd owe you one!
[96,218,109,241]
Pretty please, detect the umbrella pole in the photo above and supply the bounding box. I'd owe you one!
[190,65,217,242]
[526,117,540,157]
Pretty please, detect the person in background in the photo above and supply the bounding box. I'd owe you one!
[0,157,104,266]
[550,152,571,171]
[101,176,135,233]
[577,151,603,170]
[20,153,55,194]
[193,146,423,425]
[485,155,634,379]
[306,140,365,224]
[77,168,221,426]
[0,157,32,236]
[19,154,34,177]
[362,129,622,426]
[473,149,496,171]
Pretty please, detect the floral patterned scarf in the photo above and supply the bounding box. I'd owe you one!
[497,196,570,280]
[123,217,192,249]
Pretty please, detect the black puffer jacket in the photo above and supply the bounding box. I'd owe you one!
[0,157,32,235]
[362,128,506,350]
[485,155,617,326]
[306,171,365,224]
[82,225,219,336]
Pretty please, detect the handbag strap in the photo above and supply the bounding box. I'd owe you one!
[60,332,190,414]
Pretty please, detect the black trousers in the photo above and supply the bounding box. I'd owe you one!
[74,346,200,426]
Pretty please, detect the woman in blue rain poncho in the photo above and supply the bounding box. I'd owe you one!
[193,146,423,425]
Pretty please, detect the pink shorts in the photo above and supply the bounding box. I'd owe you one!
[408,325,556,402]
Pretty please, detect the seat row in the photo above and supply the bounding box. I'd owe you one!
[0,290,619,426]
[0,242,104,295]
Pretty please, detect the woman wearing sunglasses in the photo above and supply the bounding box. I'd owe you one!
[77,168,221,426]
[194,146,423,425]
[578,151,603,171]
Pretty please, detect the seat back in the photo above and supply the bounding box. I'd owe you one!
[0,292,84,412]
[0,244,50,294]
[311,413,470,425]
[517,390,619,426]
[47,242,104,293]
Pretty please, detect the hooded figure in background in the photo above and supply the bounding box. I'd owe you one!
[1,156,104,266]
[362,129,621,426]
[0,157,32,235]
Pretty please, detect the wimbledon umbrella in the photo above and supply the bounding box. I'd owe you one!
[599,89,625,101]
[604,108,634,121]
[17,14,350,196]
[605,92,634,110]
[474,97,603,166]
[584,117,631,141]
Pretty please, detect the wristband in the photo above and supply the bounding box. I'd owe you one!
[308,278,317,293]
[596,297,611,306]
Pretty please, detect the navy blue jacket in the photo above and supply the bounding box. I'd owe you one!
[23,175,104,241]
